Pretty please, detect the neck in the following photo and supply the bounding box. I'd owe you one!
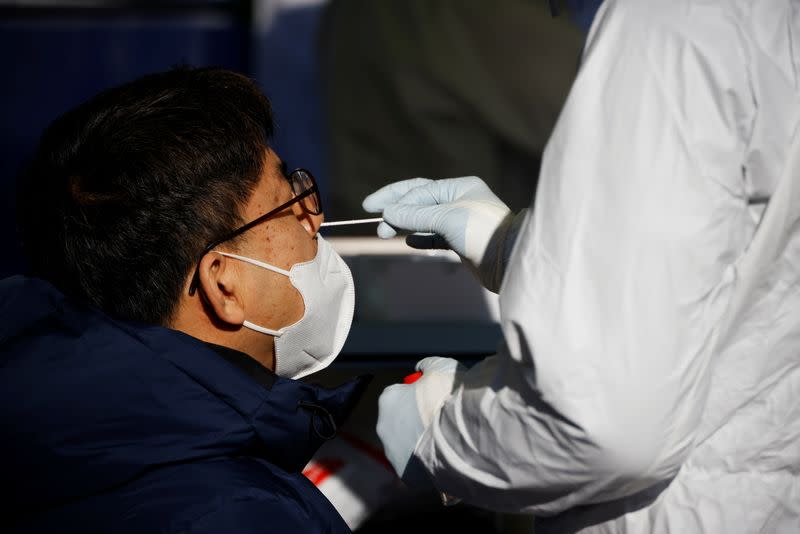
[170,306,276,372]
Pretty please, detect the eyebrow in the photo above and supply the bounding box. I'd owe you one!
[277,158,288,179]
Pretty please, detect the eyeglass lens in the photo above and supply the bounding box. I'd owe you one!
[291,169,321,215]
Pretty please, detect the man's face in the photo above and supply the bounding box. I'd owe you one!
[231,149,323,338]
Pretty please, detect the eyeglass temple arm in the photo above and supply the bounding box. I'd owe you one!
[187,185,319,296]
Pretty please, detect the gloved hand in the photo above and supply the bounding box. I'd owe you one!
[376,356,467,484]
[362,177,525,292]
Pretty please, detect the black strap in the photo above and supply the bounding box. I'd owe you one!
[297,401,338,441]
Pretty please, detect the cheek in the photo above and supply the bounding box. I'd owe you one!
[272,274,306,326]
[247,269,305,327]
[270,223,317,267]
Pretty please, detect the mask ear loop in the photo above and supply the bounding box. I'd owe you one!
[214,251,292,277]
[213,251,292,337]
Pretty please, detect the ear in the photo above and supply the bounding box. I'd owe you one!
[196,252,246,327]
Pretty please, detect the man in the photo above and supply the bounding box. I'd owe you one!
[1,67,366,533]
[364,0,800,532]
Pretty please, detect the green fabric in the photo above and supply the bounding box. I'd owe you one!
[322,0,585,219]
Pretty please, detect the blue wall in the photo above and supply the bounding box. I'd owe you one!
[0,6,246,277]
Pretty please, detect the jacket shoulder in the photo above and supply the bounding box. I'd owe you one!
[16,457,350,534]
[145,458,350,533]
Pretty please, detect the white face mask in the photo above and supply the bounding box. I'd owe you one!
[216,235,355,379]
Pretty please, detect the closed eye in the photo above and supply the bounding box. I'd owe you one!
[277,159,289,181]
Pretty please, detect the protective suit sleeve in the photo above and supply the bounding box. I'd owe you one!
[413,0,755,515]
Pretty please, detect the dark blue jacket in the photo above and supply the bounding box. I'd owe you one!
[0,276,369,533]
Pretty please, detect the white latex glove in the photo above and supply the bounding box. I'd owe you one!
[362,177,524,292]
[376,356,467,483]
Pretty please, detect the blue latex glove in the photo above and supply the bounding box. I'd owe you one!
[376,356,466,484]
[362,177,522,292]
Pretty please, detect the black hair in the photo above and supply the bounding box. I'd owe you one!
[17,67,273,325]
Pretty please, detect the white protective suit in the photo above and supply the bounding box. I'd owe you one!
[413,0,800,532]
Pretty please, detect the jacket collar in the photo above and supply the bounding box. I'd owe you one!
[119,319,372,473]
[203,341,277,390]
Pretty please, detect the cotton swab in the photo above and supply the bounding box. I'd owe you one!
[320,217,384,227]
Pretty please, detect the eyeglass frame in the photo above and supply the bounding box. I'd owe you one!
[187,168,321,296]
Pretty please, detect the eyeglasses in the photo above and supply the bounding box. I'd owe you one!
[188,168,321,296]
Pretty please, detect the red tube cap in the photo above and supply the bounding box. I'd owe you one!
[403,371,424,384]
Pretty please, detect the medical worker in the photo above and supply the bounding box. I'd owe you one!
[362,0,800,532]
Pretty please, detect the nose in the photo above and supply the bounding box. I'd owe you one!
[293,200,324,236]
[308,210,324,234]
